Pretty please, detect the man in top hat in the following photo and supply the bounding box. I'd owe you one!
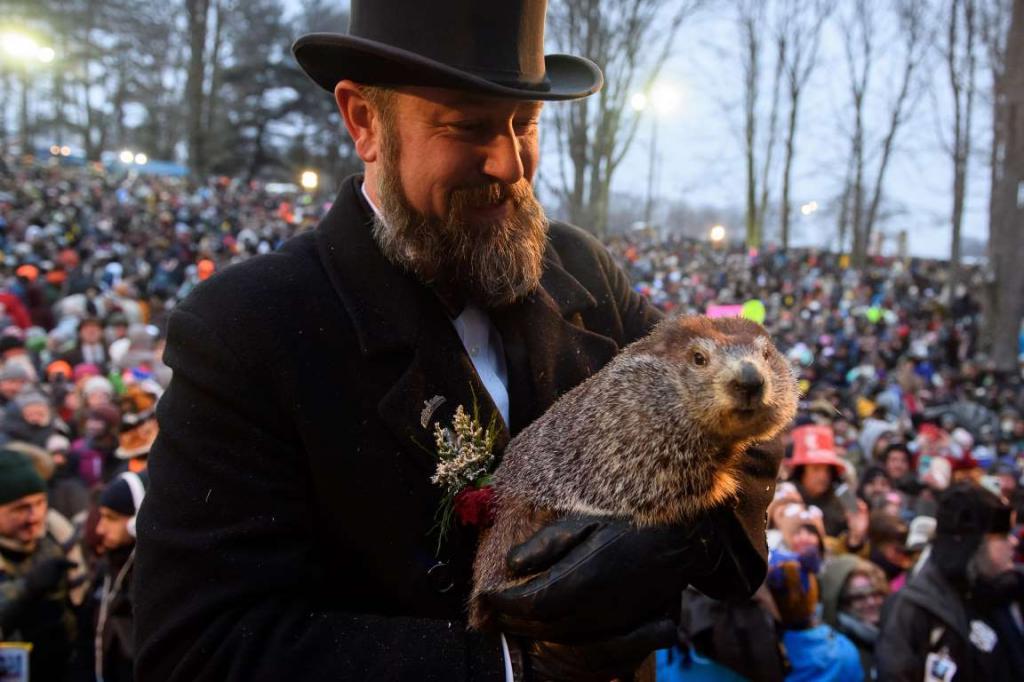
[135,2,782,679]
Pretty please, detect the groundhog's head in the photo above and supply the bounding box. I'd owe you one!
[643,315,798,445]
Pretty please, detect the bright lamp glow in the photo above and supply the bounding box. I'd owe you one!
[800,201,819,216]
[49,145,60,155]
[650,84,681,115]
[60,146,71,156]
[300,170,319,190]
[119,150,134,164]
[134,153,148,165]
[709,225,727,243]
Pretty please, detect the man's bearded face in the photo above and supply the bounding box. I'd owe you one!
[369,96,549,309]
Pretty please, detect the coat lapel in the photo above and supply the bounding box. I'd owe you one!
[314,177,619,468]
[314,177,507,477]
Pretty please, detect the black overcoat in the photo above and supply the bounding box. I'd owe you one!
[134,176,777,681]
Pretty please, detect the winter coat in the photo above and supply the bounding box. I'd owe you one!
[93,548,136,682]
[134,176,781,681]
[781,625,862,682]
[875,558,1022,681]
[0,513,81,682]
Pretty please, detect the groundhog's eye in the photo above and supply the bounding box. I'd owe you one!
[693,351,707,366]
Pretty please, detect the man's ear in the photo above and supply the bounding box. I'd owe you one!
[335,80,381,163]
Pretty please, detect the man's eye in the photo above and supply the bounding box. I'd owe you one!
[513,119,539,134]
[449,121,482,133]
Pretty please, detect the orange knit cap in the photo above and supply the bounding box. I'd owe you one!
[15,264,39,282]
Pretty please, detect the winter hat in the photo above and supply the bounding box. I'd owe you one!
[45,434,70,453]
[0,449,46,505]
[767,548,822,629]
[3,441,55,482]
[98,471,148,517]
[906,515,937,551]
[82,376,115,400]
[0,363,31,383]
[46,360,73,382]
[14,388,50,411]
[72,363,101,382]
[931,482,1012,585]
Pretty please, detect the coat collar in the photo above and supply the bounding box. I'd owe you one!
[315,174,618,463]
[316,176,600,358]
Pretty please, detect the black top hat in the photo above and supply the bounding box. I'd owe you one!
[292,0,602,101]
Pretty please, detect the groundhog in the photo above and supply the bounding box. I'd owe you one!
[469,315,799,631]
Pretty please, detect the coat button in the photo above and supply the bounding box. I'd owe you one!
[427,561,454,593]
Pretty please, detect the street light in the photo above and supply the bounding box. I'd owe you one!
[709,224,727,245]
[631,81,682,231]
[300,170,319,191]
[119,149,134,164]
[800,201,819,216]
[1,31,55,154]
[134,152,148,165]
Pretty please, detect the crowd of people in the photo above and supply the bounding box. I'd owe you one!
[0,158,1021,680]
[611,236,1024,679]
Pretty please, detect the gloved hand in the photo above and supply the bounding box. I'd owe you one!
[481,515,722,643]
[506,619,678,682]
[23,557,76,598]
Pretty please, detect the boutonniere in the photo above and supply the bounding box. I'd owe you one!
[429,398,500,553]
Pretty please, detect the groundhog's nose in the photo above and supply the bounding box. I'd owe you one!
[731,362,765,402]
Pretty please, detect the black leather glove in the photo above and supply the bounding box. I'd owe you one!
[481,515,722,643]
[507,619,678,682]
[23,557,76,598]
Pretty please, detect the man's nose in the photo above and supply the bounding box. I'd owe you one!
[481,131,524,186]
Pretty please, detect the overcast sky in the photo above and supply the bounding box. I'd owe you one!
[287,2,995,259]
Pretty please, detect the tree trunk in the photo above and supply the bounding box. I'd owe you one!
[989,0,1024,371]
[780,83,800,250]
[186,0,211,176]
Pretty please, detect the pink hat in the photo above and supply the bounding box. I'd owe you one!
[790,424,847,474]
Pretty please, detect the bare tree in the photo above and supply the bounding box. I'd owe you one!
[944,0,979,301]
[985,0,1024,371]
[735,0,784,249]
[545,0,704,237]
[777,0,836,249]
[839,0,932,267]
[186,0,212,175]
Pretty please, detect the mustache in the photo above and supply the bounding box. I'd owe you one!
[448,180,532,212]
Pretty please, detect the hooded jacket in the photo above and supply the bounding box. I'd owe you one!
[820,555,883,676]
[875,558,1020,681]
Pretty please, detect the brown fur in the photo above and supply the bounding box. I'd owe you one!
[469,315,799,630]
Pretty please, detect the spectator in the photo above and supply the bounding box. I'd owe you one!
[766,549,863,681]
[876,482,1024,680]
[789,425,849,537]
[820,555,888,677]
[89,471,147,682]
[0,450,79,680]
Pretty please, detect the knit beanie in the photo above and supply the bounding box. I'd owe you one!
[0,450,46,505]
[767,548,822,629]
[82,376,115,399]
[98,471,148,517]
[14,388,49,412]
